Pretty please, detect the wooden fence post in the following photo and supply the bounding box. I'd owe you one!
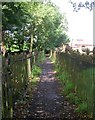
[0,53,2,119]
[93,65,95,119]
[27,53,32,91]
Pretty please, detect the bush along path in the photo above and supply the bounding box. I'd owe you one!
[13,58,86,120]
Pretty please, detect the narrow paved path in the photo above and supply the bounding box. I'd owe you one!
[26,58,77,119]
[14,58,80,119]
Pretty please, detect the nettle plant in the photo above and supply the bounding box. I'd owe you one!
[69,0,95,12]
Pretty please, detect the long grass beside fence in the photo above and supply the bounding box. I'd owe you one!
[55,52,95,118]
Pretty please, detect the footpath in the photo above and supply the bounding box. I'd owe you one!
[14,58,81,119]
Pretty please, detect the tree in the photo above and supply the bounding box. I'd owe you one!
[2,2,69,53]
[69,0,95,12]
[28,2,69,51]
[2,2,31,52]
[2,2,70,118]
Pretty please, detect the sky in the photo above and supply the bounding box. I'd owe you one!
[51,0,93,45]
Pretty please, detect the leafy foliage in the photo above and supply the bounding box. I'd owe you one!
[2,2,69,53]
[2,2,31,52]
[36,51,46,64]
[31,65,42,78]
[69,0,95,12]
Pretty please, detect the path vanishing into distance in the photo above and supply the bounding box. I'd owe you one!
[14,58,83,120]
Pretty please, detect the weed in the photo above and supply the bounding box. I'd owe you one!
[64,81,74,95]
[31,65,42,78]
[36,51,46,64]
[75,102,88,113]
[74,96,81,105]
[52,52,94,118]
[66,92,75,103]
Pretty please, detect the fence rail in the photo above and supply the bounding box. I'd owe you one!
[2,52,34,118]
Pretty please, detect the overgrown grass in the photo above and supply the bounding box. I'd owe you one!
[75,102,88,113]
[31,51,46,88]
[56,66,92,117]
[32,65,42,78]
[36,51,46,64]
[52,54,94,118]
[31,65,42,87]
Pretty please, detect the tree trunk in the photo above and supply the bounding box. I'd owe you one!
[27,55,31,80]
[50,50,53,58]
[27,34,33,91]
[93,68,95,119]
[53,51,56,60]
[0,53,2,119]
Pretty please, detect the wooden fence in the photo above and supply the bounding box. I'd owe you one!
[2,52,34,118]
[55,51,95,117]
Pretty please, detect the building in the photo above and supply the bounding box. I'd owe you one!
[69,39,94,53]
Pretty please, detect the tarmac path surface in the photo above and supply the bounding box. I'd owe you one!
[27,58,77,119]
[14,58,81,119]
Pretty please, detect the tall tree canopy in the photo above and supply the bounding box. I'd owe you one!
[2,2,69,52]
[69,0,95,12]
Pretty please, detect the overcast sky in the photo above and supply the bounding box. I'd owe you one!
[51,0,93,44]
